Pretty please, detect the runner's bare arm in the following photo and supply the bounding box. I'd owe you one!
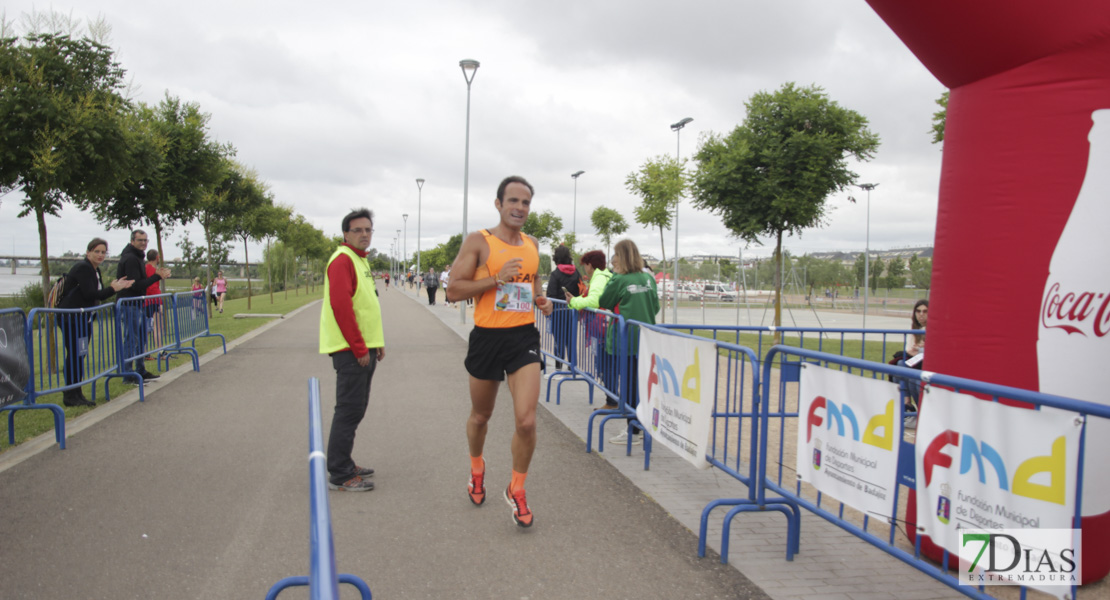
[445,231,496,303]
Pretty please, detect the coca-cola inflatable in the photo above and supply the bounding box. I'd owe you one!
[865,0,1110,583]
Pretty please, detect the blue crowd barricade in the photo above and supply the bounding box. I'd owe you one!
[749,345,1109,599]
[0,307,64,448]
[266,378,372,600]
[172,290,225,362]
[536,298,579,399]
[108,294,176,401]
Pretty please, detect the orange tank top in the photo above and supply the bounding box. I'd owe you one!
[474,229,539,328]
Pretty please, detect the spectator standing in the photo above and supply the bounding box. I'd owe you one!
[598,239,659,445]
[116,230,168,381]
[58,238,133,406]
[568,250,614,408]
[544,245,581,371]
[319,208,386,491]
[144,250,166,359]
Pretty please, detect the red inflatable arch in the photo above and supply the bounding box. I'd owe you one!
[865,0,1110,583]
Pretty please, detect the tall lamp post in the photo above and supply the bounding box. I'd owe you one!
[459,58,480,324]
[571,170,585,240]
[670,116,693,324]
[856,182,878,329]
[396,229,401,278]
[416,178,424,277]
[402,214,409,282]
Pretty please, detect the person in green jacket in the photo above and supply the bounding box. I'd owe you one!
[568,250,615,408]
[598,239,659,445]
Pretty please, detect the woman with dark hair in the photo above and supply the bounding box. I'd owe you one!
[569,250,615,407]
[145,249,166,359]
[599,239,660,445]
[906,299,928,361]
[58,238,134,407]
[545,245,581,371]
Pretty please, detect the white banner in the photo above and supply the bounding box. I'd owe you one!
[916,388,1083,599]
[796,364,902,519]
[636,329,716,469]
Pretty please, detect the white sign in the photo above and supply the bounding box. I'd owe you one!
[636,329,716,469]
[796,364,902,519]
[916,389,1083,599]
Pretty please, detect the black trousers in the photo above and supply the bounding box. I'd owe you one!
[59,314,92,387]
[426,286,437,305]
[327,350,378,484]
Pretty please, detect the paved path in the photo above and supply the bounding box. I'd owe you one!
[0,287,765,599]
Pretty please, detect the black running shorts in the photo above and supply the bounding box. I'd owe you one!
[464,324,542,381]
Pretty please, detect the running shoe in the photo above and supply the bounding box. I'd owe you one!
[504,486,533,528]
[468,465,486,506]
[354,465,375,478]
[609,430,643,446]
[328,476,374,492]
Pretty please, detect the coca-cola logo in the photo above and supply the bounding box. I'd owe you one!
[1041,282,1110,337]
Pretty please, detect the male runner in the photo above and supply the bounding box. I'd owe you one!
[446,175,553,528]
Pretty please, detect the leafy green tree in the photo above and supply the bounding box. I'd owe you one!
[909,254,933,290]
[692,82,879,332]
[931,90,949,145]
[521,210,563,253]
[176,232,206,279]
[853,253,867,287]
[90,94,227,262]
[590,206,629,258]
[884,257,907,289]
[0,18,132,295]
[627,156,685,322]
[869,257,885,292]
[211,170,273,309]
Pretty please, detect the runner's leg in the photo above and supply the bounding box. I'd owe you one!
[467,377,499,458]
[506,362,541,473]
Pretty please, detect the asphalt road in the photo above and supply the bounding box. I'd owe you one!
[0,288,768,599]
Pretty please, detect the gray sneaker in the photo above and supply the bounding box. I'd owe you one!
[328,475,374,491]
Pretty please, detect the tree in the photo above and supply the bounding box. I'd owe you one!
[90,94,228,261]
[211,169,273,309]
[521,210,563,253]
[691,82,879,333]
[930,90,949,145]
[869,257,885,292]
[590,206,629,258]
[0,17,133,296]
[884,257,907,289]
[627,155,686,323]
[909,254,933,290]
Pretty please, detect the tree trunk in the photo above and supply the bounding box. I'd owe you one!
[154,220,165,272]
[658,225,667,324]
[773,230,783,345]
[36,206,59,375]
[267,239,274,305]
[202,220,214,318]
[243,235,252,310]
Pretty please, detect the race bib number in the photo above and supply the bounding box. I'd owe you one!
[494,282,533,312]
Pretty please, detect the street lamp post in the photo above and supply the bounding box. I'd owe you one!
[416,178,424,278]
[402,214,408,284]
[571,170,585,240]
[856,183,878,329]
[459,58,480,324]
[670,116,693,324]
[396,229,401,278]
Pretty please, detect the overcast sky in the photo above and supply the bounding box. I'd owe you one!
[1,0,945,266]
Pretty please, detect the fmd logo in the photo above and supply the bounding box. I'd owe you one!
[805,395,895,451]
[922,430,1067,506]
[645,349,702,405]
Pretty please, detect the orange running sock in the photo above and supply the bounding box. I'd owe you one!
[470,455,484,474]
[510,470,528,493]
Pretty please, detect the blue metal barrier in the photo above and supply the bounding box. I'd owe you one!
[171,290,225,364]
[0,308,64,448]
[750,345,1108,599]
[107,294,176,401]
[266,378,372,600]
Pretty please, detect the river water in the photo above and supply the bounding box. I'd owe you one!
[0,273,45,296]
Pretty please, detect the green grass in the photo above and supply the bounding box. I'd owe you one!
[677,328,905,365]
[0,289,322,453]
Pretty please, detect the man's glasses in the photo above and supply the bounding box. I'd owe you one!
[349,227,373,234]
